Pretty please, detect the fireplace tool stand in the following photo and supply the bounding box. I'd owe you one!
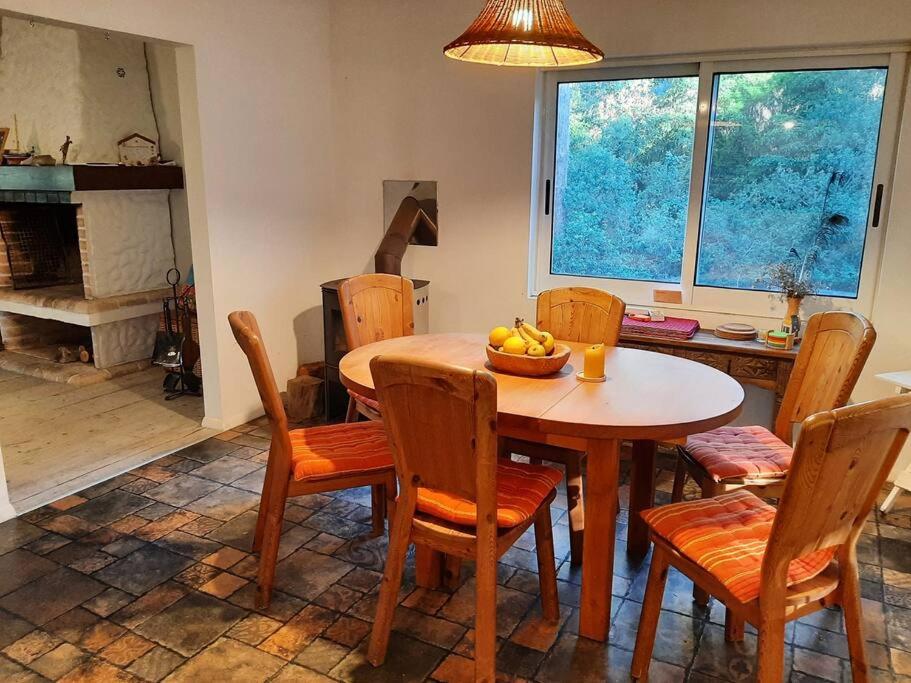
[153,268,202,400]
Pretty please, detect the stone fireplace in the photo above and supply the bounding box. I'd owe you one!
[0,166,184,384]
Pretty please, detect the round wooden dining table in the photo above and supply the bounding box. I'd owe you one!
[340,332,744,642]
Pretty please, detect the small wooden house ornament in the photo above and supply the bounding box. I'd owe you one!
[117,133,158,166]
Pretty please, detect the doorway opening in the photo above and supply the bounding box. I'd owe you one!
[0,14,213,511]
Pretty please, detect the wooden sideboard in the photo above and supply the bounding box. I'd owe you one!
[619,330,799,420]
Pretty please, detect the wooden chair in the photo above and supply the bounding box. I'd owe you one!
[339,273,415,423]
[228,311,396,608]
[673,311,875,503]
[671,311,875,630]
[632,394,911,682]
[367,356,561,682]
[502,286,625,565]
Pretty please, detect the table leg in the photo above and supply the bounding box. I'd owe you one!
[628,440,657,561]
[414,544,443,589]
[579,437,620,642]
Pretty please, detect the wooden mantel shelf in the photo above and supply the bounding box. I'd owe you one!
[0,165,184,193]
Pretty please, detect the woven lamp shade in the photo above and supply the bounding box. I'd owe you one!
[444,0,603,67]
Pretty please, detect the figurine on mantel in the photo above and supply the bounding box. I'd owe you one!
[59,135,73,164]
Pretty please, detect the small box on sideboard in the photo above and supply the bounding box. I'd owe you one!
[653,287,683,304]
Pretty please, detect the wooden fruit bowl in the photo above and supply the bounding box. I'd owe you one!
[486,343,571,377]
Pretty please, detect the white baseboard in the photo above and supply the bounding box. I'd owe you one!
[204,406,265,432]
[201,416,226,431]
[0,500,16,523]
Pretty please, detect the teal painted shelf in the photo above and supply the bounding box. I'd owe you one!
[0,165,183,193]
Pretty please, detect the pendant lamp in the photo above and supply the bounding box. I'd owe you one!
[444,0,603,68]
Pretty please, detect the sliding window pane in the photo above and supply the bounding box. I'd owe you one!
[551,76,698,283]
[696,68,887,297]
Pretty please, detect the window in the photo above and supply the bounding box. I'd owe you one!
[696,68,888,298]
[552,75,698,283]
[532,53,905,317]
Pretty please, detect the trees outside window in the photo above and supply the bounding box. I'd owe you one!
[552,76,697,283]
[696,68,887,297]
[538,55,901,314]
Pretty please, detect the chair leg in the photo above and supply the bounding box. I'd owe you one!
[442,554,462,591]
[252,449,277,553]
[565,454,585,566]
[345,396,358,423]
[370,483,386,537]
[384,474,397,537]
[671,456,687,503]
[474,515,499,683]
[368,493,414,667]
[724,607,745,642]
[415,545,444,589]
[756,611,786,683]
[534,504,560,622]
[255,477,289,609]
[692,579,710,608]
[631,544,670,679]
[841,554,869,681]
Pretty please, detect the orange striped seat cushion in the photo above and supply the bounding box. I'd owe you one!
[684,425,792,483]
[642,490,835,603]
[416,460,562,528]
[289,422,393,481]
[347,389,381,414]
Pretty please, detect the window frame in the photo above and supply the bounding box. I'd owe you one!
[530,51,907,322]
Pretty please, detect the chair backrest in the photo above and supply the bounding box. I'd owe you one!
[339,274,415,350]
[370,355,498,511]
[536,287,626,346]
[762,394,911,591]
[773,311,876,443]
[228,311,291,459]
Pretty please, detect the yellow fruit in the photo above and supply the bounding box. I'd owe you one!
[542,332,555,354]
[502,336,527,355]
[489,326,511,348]
[521,322,548,344]
[527,343,546,357]
[516,326,535,346]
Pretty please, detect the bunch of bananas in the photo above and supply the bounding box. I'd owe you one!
[489,319,556,357]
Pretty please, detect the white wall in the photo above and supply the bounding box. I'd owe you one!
[327,0,911,468]
[0,0,335,435]
[1,0,909,483]
[0,17,194,293]
[328,0,911,326]
[0,16,80,156]
[75,26,158,162]
[146,42,193,279]
[0,15,158,162]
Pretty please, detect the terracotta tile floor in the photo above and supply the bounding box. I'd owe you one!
[2,418,911,682]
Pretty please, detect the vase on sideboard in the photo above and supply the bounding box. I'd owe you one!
[783,296,802,336]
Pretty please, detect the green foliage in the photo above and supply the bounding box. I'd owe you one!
[761,172,851,298]
[552,68,887,298]
[552,77,697,283]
